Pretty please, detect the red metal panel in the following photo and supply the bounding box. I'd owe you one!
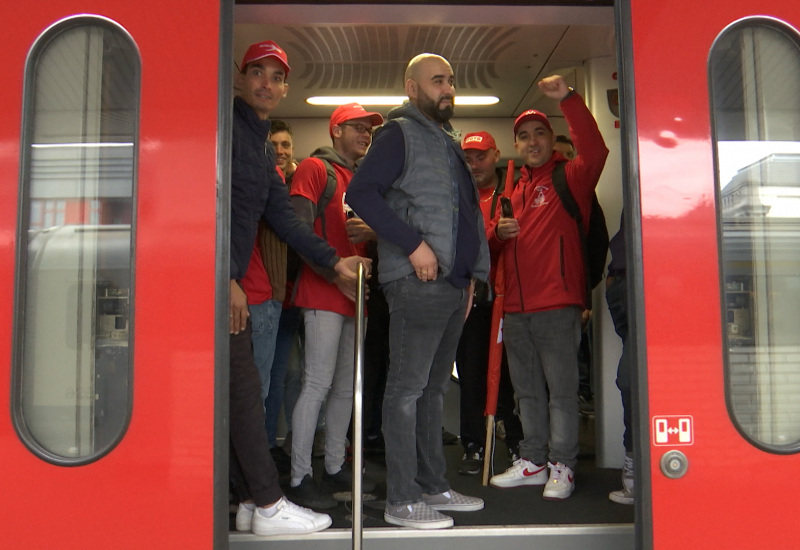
[628,1,800,547]
[0,1,220,548]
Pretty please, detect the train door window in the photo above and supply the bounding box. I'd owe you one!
[710,20,800,452]
[12,17,140,464]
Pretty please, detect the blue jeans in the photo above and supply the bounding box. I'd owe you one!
[382,276,469,505]
[291,309,355,480]
[250,299,284,404]
[265,306,302,448]
[504,306,582,469]
[606,275,632,452]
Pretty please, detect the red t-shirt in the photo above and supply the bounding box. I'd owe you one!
[241,241,272,305]
[477,186,497,226]
[290,157,366,317]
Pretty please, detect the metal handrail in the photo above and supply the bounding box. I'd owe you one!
[351,263,367,550]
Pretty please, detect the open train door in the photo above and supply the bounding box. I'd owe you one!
[0,1,230,548]
[619,0,800,547]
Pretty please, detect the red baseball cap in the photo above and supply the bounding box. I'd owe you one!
[462,131,497,151]
[240,41,291,77]
[514,109,553,136]
[329,103,384,138]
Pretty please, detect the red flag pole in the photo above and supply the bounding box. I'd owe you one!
[482,160,515,485]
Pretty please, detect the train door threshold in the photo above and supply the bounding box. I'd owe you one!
[229,524,634,549]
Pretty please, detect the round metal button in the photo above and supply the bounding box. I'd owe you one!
[660,450,689,479]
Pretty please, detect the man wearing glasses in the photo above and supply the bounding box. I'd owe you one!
[286,103,383,509]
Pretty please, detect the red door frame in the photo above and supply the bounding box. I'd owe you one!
[0,1,230,548]
[619,0,800,547]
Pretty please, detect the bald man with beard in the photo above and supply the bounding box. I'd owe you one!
[347,54,490,529]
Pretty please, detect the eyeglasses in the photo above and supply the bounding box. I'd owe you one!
[338,122,374,136]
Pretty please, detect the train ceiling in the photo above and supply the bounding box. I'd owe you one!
[233,3,616,120]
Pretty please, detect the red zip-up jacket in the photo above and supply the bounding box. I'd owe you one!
[488,93,608,314]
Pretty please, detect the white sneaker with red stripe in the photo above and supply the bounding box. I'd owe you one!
[489,458,548,488]
[542,462,575,500]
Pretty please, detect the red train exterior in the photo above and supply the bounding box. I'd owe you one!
[2,0,800,548]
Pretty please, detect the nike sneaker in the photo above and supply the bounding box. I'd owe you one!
[489,458,548,488]
[543,462,575,500]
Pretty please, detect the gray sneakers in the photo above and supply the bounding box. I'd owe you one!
[384,501,454,529]
[423,489,484,512]
[384,490,483,529]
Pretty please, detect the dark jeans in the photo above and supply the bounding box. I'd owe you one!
[455,299,522,449]
[606,275,632,452]
[229,321,282,506]
[382,275,469,504]
[363,285,389,438]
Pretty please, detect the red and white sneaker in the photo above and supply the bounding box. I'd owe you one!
[543,462,575,500]
[489,458,548,488]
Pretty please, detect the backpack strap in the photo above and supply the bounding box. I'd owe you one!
[289,149,341,304]
[551,160,591,307]
[314,158,338,241]
[309,146,346,240]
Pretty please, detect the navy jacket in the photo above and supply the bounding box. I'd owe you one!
[230,96,338,280]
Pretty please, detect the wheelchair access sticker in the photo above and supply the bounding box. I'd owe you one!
[652,415,693,446]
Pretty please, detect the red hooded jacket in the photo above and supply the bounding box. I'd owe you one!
[488,93,609,314]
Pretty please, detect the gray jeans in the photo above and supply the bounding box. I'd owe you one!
[504,306,582,469]
[382,275,469,505]
[290,309,355,481]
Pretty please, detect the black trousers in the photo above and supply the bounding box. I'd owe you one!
[229,321,283,506]
[455,300,523,449]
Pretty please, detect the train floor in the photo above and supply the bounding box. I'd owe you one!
[228,416,635,531]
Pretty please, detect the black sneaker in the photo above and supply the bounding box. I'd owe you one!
[269,446,291,475]
[322,463,377,494]
[442,427,459,445]
[285,474,337,510]
[458,443,484,475]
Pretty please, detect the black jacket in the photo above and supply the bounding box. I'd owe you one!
[230,97,337,280]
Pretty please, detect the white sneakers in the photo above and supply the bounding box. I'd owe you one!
[608,452,634,505]
[489,458,549,488]
[490,458,575,500]
[235,497,332,536]
[542,462,575,500]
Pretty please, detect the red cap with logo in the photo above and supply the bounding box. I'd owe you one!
[514,109,553,136]
[329,103,384,138]
[462,131,497,151]
[240,41,291,77]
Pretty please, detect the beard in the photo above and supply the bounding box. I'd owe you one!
[417,90,454,123]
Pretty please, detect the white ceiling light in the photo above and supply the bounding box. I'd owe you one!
[306,96,499,106]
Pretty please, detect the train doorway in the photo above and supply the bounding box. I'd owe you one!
[228,1,633,549]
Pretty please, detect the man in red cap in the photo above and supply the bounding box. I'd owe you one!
[229,40,371,536]
[454,131,524,476]
[487,75,608,500]
[284,103,383,509]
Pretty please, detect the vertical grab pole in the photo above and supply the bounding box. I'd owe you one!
[352,263,367,550]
